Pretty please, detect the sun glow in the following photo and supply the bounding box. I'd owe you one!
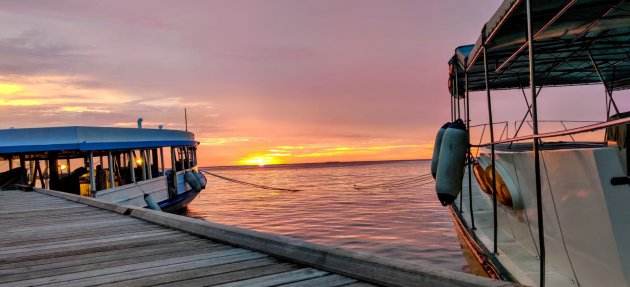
[237,155,285,166]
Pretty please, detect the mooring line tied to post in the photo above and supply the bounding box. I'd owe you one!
[353,173,435,190]
[200,170,302,192]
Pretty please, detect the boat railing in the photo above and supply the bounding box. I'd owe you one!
[471,117,630,148]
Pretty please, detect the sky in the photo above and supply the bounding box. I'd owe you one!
[0,0,624,166]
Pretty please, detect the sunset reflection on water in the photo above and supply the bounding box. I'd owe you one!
[184,160,467,272]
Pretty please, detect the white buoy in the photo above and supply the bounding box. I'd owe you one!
[431,122,451,179]
[435,119,469,206]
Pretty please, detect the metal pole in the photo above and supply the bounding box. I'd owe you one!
[89,151,96,194]
[185,108,188,131]
[146,149,153,179]
[455,65,461,120]
[180,148,185,171]
[483,44,498,255]
[160,147,165,175]
[108,152,115,188]
[8,156,13,169]
[129,151,136,183]
[587,50,620,116]
[171,147,178,193]
[141,150,147,181]
[67,159,71,176]
[527,0,545,285]
[466,71,475,229]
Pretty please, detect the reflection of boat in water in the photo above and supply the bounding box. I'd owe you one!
[434,1,630,286]
[0,125,206,213]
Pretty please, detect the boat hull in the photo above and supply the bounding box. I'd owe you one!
[158,188,202,213]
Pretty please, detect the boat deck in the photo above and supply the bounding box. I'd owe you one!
[0,189,513,287]
[0,190,370,287]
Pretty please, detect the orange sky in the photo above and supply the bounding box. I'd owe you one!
[0,1,624,166]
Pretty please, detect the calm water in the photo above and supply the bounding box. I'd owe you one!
[184,160,468,272]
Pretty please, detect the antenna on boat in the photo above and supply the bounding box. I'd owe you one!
[184,108,188,131]
[137,118,143,129]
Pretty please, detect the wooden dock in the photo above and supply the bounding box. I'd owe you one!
[0,189,517,287]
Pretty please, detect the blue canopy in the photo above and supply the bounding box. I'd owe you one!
[0,126,196,154]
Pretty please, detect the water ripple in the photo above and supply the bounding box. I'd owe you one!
[184,160,468,272]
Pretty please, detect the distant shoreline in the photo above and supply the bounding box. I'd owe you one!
[202,158,429,170]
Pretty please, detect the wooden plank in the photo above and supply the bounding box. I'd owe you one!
[214,268,328,287]
[0,222,154,246]
[0,233,192,265]
[343,283,380,287]
[24,251,266,287]
[0,245,232,284]
[153,262,299,287]
[96,257,281,287]
[0,239,211,274]
[0,230,180,256]
[278,274,357,287]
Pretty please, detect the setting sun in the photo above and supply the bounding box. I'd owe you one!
[237,154,285,166]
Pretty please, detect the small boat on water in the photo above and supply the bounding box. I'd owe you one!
[0,124,206,213]
[434,1,630,286]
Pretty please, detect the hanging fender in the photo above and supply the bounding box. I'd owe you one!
[435,119,469,206]
[430,122,451,179]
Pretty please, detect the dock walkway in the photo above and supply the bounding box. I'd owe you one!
[0,190,516,287]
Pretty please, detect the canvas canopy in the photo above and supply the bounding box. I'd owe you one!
[448,0,630,97]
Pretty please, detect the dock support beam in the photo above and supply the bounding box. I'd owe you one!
[526,0,545,285]
[89,152,96,194]
[108,152,115,189]
[482,41,498,255]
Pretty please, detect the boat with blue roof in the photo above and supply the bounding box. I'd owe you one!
[0,121,206,213]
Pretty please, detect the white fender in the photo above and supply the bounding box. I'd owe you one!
[435,119,469,206]
[185,171,202,191]
[430,122,451,179]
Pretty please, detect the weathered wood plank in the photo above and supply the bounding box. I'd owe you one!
[0,230,180,256]
[0,233,192,265]
[96,257,281,287]
[0,239,211,274]
[278,274,358,287]
[30,251,267,287]
[214,268,329,287]
[0,245,232,283]
[153,262,299,287]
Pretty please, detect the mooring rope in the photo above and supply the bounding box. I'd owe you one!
[353,172,434,190]
[200,170,302,192]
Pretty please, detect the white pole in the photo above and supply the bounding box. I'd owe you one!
[129,151,136,183]
[108,152,115,188]
[160,147,165,175]
[147,149,152,179]
[89,152,96,194]
[140,150,147,181]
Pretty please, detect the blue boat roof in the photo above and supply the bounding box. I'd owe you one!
[0,126,196,154]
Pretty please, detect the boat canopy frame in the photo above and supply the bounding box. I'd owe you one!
[446,1,630,286]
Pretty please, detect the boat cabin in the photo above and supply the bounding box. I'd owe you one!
[0,126,205,212]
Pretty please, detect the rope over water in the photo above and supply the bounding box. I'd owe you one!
[200,170,302,192]
[353,172,434,190]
